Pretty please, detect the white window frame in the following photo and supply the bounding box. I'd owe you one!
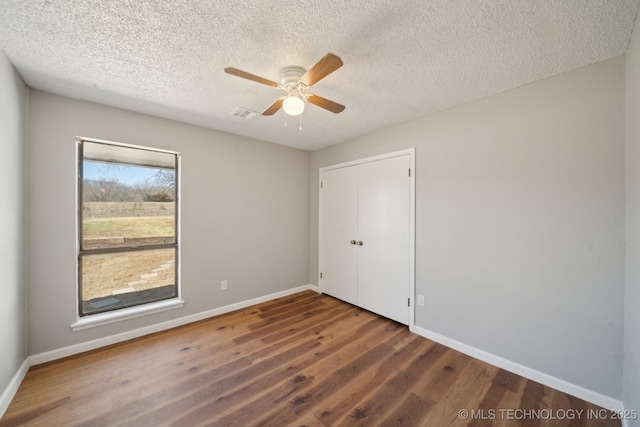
[73,137,183,330]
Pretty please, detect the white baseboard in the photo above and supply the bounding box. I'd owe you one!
[29,284,319,366]
[412,326,623,412]
[0,358,30,419]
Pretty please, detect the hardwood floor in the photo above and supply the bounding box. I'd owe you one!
[0,291,620,427]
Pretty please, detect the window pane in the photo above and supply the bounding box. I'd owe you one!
[82,160,175,250]
[81,248,176,315]
[78,139,179,317]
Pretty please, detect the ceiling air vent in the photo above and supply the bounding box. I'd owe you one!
[231,107,260,120]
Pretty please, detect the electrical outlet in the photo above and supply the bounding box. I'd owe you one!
[417,294,425,307]
[221,280,228,290]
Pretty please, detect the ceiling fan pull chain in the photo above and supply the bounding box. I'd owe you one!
[284,112,288,127]
[299,114,302,131]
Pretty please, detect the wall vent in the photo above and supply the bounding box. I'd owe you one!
[231,107,260,120]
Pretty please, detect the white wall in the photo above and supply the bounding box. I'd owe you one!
[27,91,310,354]
[0,51,28,399]
[625,11,640,425]
[310,57,626,400]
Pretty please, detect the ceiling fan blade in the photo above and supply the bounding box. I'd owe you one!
[262,98,284,115]
[300,53,343,86]
[224,67,280,88]
[306,94,345,114]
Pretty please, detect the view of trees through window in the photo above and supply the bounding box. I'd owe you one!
[79,140,178,316]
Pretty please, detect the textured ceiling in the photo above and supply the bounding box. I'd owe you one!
[1,0,638,151]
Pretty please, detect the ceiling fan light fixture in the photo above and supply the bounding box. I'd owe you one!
[283,95,305,116]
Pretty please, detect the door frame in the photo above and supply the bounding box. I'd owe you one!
[318,148,416,331]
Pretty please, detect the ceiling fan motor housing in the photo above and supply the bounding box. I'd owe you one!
[280,66,306,86]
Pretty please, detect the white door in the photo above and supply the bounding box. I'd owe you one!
[319,165,358,305]
[357,155,411,324]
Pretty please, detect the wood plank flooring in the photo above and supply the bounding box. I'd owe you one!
[0,291,621,426]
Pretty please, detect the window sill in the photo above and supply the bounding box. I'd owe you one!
[71,298,185,331]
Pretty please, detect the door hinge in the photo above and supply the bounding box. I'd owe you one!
[408,168,411,177]
[320,181,323,189]
[408,298,410,307]
[320,272,323,279]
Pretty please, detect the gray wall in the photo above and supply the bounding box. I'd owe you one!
[0,51,28,395]
[310,57,626,399]
[625,11,640,424]
[27,91,310,354]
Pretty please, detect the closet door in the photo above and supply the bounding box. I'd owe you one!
[357,155,410,324]
[318,165,358,305]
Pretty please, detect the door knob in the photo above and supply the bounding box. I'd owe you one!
[357,241,364,246]
[350,240,357,245]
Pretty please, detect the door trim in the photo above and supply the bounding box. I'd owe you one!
[318,148,416,330]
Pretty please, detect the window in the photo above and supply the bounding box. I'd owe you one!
[77,138,179,317]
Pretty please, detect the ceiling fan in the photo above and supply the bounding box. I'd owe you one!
[224,53,345,117]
